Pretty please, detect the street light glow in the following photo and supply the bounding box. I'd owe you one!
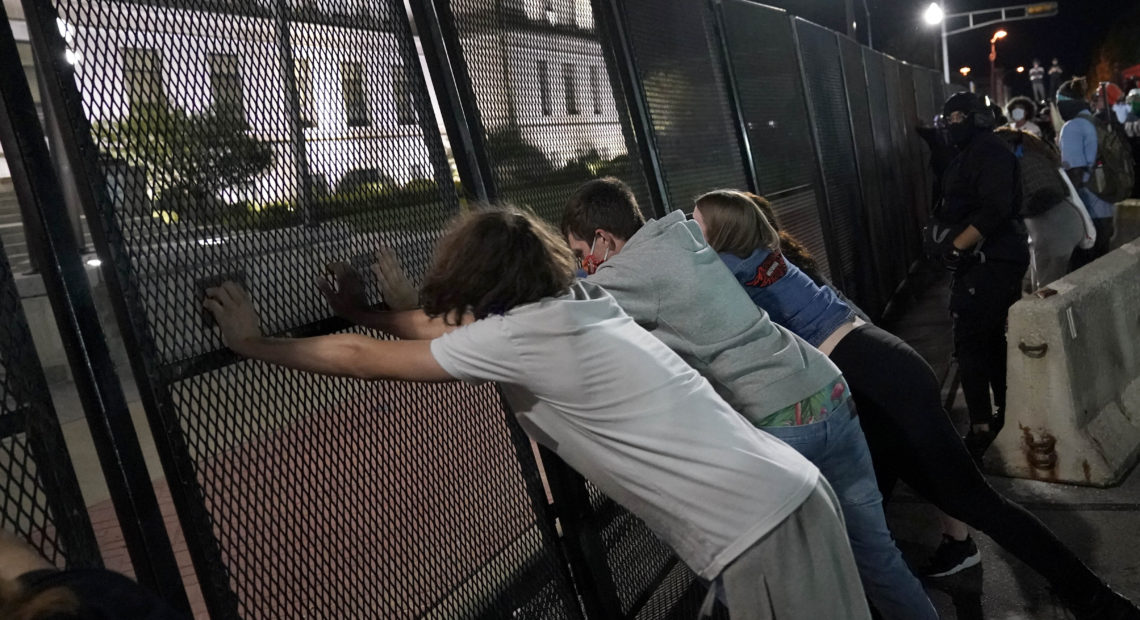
[960,66,972,76]
[1017,66,1025,73]
[923,3,944,25]
[991,29,1008,43]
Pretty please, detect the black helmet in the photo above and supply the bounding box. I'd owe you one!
[943,91,995,129]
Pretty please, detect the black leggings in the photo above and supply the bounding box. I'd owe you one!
[831,324,1102,602]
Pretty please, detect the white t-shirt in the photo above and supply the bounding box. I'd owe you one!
[430,280,818,579]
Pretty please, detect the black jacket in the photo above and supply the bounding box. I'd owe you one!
[937,131,1030,266]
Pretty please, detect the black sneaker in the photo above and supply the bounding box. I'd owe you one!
[923,534,981,578]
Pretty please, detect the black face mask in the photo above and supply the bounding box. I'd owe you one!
[948,121,976,146]
[1057,99,1088,121]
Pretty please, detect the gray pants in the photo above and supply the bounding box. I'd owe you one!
[1025,200,1084,290]
[703,478,871,620]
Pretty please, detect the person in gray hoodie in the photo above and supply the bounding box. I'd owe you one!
[560,178,936,620]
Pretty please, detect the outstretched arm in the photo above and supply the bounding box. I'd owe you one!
[317,251,471,341]
[206,282,453,382]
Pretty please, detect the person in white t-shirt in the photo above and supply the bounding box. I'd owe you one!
[203,206,869,620]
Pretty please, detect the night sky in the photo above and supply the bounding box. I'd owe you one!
[767,0,1139,96]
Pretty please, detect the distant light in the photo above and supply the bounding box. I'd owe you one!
[960,66,972,76]
[85,258,102,267]
[1017,66,1025,73]
[197,237,225,246]
[923,3,944,25]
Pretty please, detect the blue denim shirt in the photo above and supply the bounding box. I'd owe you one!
[718,249,854,348]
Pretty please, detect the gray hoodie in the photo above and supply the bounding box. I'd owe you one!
[588,210,841,424]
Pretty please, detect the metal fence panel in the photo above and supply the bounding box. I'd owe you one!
[894,62,924,262]
[837,35,886,316]
[793,20,871,302]
[619,0,748,211]
[33,1,581,617]
[440,0,651,223]
[880,57,912,281]
[914,69,936,127]
[861,49,905,300]
[911,67,936,228]
[0,243,101,570]
[719,0,831,280]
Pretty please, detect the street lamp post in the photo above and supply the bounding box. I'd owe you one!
[926,2,1059,84]
[923,3,949,80]
[990,29,1007,105]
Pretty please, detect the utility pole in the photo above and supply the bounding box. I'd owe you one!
[933,2,1058,83]
[845,0,855,40]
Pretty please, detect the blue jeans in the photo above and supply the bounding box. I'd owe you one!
[762,399,937,620]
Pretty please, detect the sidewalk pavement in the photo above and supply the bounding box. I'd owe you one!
[882,261,1140,620]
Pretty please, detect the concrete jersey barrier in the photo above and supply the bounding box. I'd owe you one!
[986,239,1140,486]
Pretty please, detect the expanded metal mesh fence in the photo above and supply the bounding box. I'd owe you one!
[897,64,932,242]
[618,0,748,211]
[33,0,580,617]
[440,0,651,222]
[837,35,888,315]
[0,241,99,569]
[718,0,832,282]
[12,0,954,615]
[862,49,909,289]
[793,18,867,299]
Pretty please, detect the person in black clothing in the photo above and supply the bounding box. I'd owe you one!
[1049,58,1065,99]
[917,114,959,206]
[911,92,1140,620]
[932,92,1029,457]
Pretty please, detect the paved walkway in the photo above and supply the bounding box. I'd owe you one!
[882,260,1140,620]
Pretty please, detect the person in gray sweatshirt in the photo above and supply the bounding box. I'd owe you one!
[560,178,936,620]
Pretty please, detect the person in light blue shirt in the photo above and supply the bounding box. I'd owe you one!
[1057,78,1115,268]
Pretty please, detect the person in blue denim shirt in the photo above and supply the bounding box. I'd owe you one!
[561,178,934,620]
[1058,78,1116,268]
[693,188,1140,620]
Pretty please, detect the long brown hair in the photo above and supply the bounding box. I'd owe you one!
[744,192,826,286]
[694,190,781,258]
[421,205,576,324]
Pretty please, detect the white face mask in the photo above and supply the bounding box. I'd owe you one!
[1011,108,1026,122]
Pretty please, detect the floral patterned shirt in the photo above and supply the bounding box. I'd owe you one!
[755,379,851,427]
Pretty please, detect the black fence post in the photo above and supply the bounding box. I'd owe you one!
[407,0,495,203]
[708,0,760,195]
[0,5,190,610]
[271,0,317,226]
[592,0,669,217]
[536,446,624,618]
